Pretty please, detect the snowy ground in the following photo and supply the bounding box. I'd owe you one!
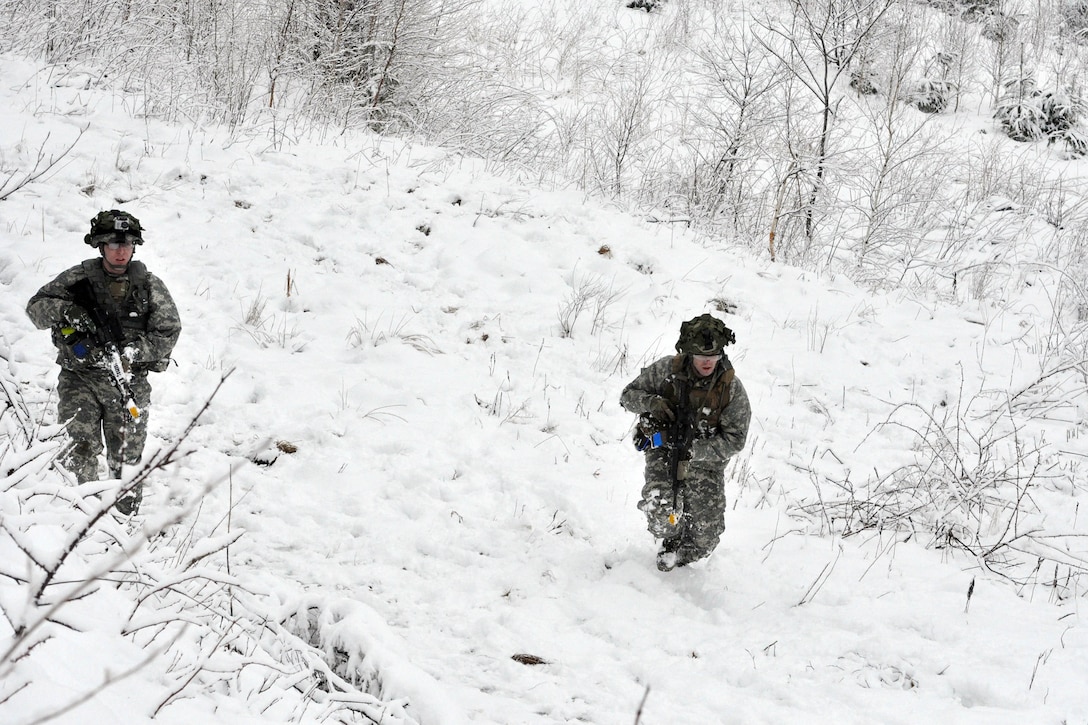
[2,53,1088,724]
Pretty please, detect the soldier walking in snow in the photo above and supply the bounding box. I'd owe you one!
[26,210,181,514]
[620,314,751,571]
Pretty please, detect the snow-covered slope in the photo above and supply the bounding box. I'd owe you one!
[2,52,1087,724]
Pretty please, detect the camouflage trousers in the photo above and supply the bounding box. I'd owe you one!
[57,367,151,483]
[637,452,727,564]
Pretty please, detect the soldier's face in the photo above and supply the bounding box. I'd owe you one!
[692,354,721,377]
[101,240,134,274]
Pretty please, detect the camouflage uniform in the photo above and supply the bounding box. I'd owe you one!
[27,256,181,487]
[620,316,751,570]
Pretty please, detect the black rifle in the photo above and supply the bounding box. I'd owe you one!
[661,376,694,528]
[64,278,140,419]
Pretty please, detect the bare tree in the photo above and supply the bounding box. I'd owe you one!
[293,0,476,133]
[847,4,951,276]
[689,18,784,232]
[584,52,665,198]
[755,0,896,240]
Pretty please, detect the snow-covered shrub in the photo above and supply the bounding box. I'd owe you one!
[920,0,961,12]
[1054,127,1088,156]
[1060,0,1088,42]
[556,269,625,338]
[850,69,879,96]
[1040,90,1081,134]
[626,0,667,11]
[995,78,1049,141]
[961,0,1002,21]
[346,311,442,354]
[995,94,1049,140]
[981,11,1020,42]
[798,392,1087,596]
[0,361,412,722]
[910,79,957,113]
[995,83,1084,144]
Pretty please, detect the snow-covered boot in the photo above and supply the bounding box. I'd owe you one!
[656,538,681,571]
[115,484,143,515]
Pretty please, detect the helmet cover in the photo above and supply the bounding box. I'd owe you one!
[675,313,736,355]
[84,209,144,247]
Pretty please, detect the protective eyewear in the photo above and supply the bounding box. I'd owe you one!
[104,236,140,250]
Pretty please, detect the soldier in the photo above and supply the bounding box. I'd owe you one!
[27,210,181,514]
[620,314,751,571]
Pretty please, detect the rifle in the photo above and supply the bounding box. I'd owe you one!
[62,278,141,420]
[633,376,694,529]
[662,376,694,528]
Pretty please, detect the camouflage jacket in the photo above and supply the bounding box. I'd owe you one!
[26,258,181,374]
[620,354,751,465]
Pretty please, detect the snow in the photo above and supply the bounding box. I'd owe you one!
[2,49,1088,725]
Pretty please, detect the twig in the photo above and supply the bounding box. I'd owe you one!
[796,546,841,607]
[0,126,87,202]
[633,684,651,725]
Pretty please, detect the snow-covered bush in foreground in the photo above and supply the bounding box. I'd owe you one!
[0,353,423,724]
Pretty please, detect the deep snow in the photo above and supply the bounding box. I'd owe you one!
[2,50,1088,725]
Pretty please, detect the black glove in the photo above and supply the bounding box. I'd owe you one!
[647,396,675,422]
[63,305,96,333]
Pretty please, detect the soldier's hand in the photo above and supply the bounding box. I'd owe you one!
[647,396,675,422]
[63,305,96,333]
[696,420,719,439]
[122,342,142,366]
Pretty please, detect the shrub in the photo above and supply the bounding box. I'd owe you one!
[850,70,879,96]
[995,83,1083,143]
[626,0,666,11]
[798,391,1088,595]
[1040,90,1080,133]
[961,0,1001,21]
[1060,0,1088,43]
[910,79,957,113]
[995,92,1049,141]
[1051,128,1088,157]
[981,12,1020,42]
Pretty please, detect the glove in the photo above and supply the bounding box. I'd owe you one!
[695,420,719,439]
[121,343,142,372]
[63,305,96,333]
[64,334,96,361]
[647,395,675,422]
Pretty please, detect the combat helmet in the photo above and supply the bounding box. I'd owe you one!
[675,313,736,355]
[84,209,144,247]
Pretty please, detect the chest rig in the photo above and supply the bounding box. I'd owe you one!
[78,258,152,340]
[662,354,735,436]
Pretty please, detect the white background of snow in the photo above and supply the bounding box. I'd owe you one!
[1,42,1087,725]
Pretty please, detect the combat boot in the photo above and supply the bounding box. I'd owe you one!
[674,544,708,568]
[115,484,143,515]
[656,537,682,571]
